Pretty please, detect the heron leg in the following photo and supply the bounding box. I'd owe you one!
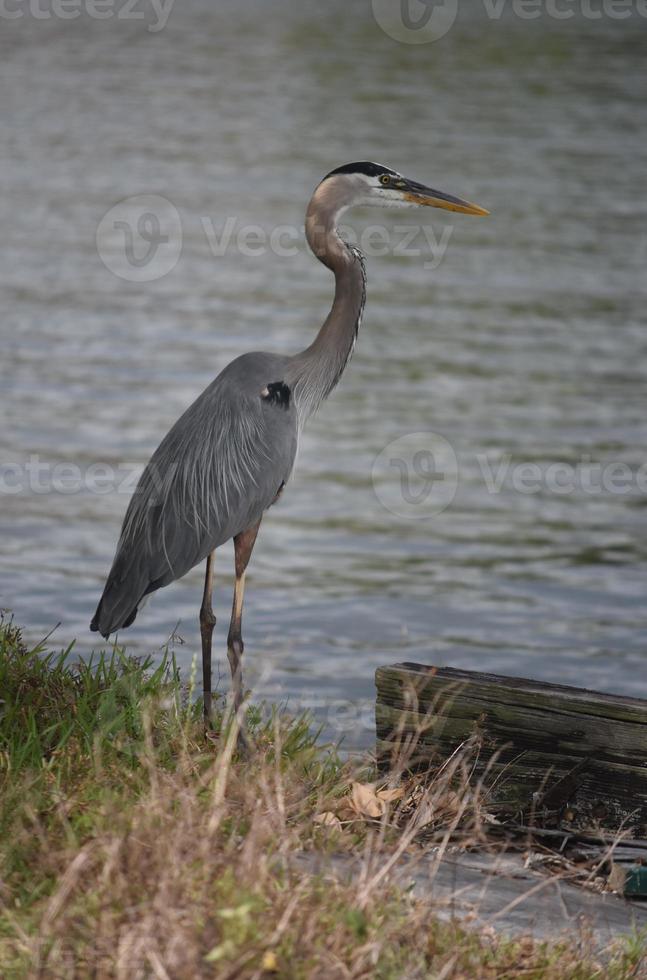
[227,519,261,717]
[200,549,217,726]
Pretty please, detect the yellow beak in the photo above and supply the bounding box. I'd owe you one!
[402,180,489,216]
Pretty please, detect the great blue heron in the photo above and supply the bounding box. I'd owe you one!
[91,161,488,723]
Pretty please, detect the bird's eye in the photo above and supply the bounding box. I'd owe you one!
[380,174,391,186]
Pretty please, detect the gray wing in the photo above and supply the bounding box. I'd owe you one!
[91,352,297,637]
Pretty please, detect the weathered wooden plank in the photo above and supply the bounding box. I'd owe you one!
[377,663,647,724]
[375,663,647,830]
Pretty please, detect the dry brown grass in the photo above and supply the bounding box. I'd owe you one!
[1,620,645,978]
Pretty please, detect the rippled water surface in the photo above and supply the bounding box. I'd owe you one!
[2,0,646,747]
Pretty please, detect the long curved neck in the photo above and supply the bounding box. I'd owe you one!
[286,193,366,423]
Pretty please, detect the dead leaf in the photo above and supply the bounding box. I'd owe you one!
[377,786,404,804]
[350,782,384,819]
[313,811,342,831]
[334,802,356,823]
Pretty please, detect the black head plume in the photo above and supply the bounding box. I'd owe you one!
[323,161,400,181]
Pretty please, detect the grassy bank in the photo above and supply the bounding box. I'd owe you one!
[0,618,644,978]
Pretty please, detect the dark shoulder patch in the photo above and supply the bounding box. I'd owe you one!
[260,381,291,409]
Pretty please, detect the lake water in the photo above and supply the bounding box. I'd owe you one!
[2,0,646,748]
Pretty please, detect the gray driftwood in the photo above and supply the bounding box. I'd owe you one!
[375,663,647,830]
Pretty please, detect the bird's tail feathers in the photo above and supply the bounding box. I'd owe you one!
[90,552,151,639]
[90,586,141,639]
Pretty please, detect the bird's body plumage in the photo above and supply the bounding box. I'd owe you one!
[91,351,297,636]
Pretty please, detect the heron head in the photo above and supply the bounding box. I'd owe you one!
[320,161,489,217]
